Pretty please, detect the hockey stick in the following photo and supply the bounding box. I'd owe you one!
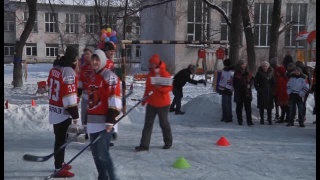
[44,91,153,179]
[23,88,135,163]
[23,133,82,162]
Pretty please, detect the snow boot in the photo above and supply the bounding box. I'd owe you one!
[175,111,185,115]
[135,145,149,152]
[62,163,72,171]
[55,169,74,178]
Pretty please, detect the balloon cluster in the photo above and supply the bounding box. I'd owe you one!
[100,28,117,43]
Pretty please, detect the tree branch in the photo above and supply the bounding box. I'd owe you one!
[279,21,294,34]
[201,0,232,27]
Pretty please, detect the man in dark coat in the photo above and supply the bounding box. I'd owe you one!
[169,64,206,115]
[283,51,293,70]
[254,61,275,125]
[233,60,254,126]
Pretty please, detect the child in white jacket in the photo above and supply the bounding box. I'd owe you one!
[286,67,309,127]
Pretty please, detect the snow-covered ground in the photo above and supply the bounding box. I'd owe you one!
[4,63,316,180]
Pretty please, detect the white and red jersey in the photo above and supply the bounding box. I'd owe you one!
[47,66,78,124]
[78,63,95,100]
[86,68,122,133]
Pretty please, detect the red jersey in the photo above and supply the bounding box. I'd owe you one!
[86,68,122,133]
[47,66,78,124]
[78,63,95,100]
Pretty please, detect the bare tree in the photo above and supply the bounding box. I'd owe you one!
[229,0,243,65]
[13,0,37,88]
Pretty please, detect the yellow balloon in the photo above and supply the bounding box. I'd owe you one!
[106,28,112,33]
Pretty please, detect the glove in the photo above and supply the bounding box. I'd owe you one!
[107,109,120,124]
[197,79,207,86]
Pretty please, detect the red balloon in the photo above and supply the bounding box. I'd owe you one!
[106,32,112,37]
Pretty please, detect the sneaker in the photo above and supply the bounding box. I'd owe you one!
[135,146,149,151]
[175,111,185,115]
[55,169,74,178]
[62,163,72,171]
[162,145,171,149]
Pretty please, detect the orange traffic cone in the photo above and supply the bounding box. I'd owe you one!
[5,100,8,109]
[216,136,230,146]
[31,99,36,106]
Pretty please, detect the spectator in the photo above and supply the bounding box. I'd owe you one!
[135,54,173,151]
[77,46,95,140]
[274,66,289,123]
[47,46,80,177]
[217,59,234,123]
[254,61,275,125]
[286,67,309,127]
[233,60,254,126]
[270,58,280,121]
[283,51,293,70]
[309,65,316,124]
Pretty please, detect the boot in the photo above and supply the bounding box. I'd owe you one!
[175,111,185,115]
[299,121,305,127]
[260,119,264,125]
[135,145,149,152]
[267,118,272,125]
[169,107,176,112]
[55,169,75,178]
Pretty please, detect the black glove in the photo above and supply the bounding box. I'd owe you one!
[197,79,206,86]
[107,109,120,124]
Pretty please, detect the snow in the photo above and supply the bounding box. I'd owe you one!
[4,63,316,180]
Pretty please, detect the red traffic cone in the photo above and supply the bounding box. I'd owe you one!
[5,100,9,109]
[216,136,230,146]
[31,99,36,106]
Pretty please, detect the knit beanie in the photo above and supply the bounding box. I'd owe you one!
[58,46,79,68]
[103,41,116,51]
[261,61,270,68]
[223,59,231,67]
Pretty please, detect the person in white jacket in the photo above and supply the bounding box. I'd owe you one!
[218,59,234,123]
[286,67,309,127]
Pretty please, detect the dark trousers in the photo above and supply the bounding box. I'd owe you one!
[274,96,279,119]
[170,88,183,113]
[221,95,233,122]
[236,99,253,125]
[140,105,172,148]
[280,105,289,121]
[259,108,272,123]
[53,118,71,169]
[288,93,306,124]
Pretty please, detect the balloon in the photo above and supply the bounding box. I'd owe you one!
[111,31,117,36]
[101,33,107,38]
[106,32,112,37]
[110,36,117,43]
[101,29,107,34]
[106,28,112,33]
[104,37,110,42]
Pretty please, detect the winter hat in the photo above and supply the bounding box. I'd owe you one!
[287,62,295,71]
[223,59,231,67]
[269,57,277,66]
[149,54,161,66]
[83,46,95,53]
[261,61,270,68]
[295,61,305,69]
[64,46,79,62]
[103,41,116,52]
[91,49,107,72]
[293,67,302,74]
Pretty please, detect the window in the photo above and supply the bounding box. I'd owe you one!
[45,13,58,32]
[187,0,210,41]
[125,45,131,58]
[254,3,273,47]
[4,21,15,31]
[85,14,99,33]
[66,14,79,33]
[26,43,37,56]
[136,46,141,57]
[46,44,59,57]
[4,44,14,56]
[24,11,38,32]
[104,14,117,30]
[4,11,15,31]
[136,22,140,35]
[220,1,232,41]
[285,3,307,47]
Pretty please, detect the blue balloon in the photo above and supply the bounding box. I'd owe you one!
[104,37,110,42]
[110,36,117,43]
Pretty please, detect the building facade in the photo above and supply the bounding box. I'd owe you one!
[4,1,141,64]
[140,0,316,73]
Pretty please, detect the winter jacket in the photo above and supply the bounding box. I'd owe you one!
[172,68,198,97]
[233,69,254,103]
[254,66,275,109]
[274,66,289,106]
[287,74,309,98]
[142,61,173,107]
[218,67,234,96]
[283,55,293,70]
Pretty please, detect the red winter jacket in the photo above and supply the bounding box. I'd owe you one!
[274,66,289,106]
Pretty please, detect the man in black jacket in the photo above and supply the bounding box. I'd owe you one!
[169,64,206,115]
